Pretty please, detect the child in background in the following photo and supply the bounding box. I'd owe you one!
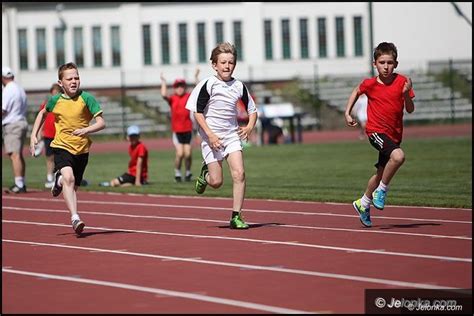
[30,62,106,235]
[344,42,415,227]
[36,83,62,188]
[186,42,258,229]
[100,125,149,187]
[160,69,200,182]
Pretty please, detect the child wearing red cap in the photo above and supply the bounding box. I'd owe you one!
[160,69,200,182]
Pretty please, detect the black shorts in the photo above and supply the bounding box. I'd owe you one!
[117,173,148,185]
[44,137,54,156]
[173,131,192,145]
[53,148,89,186]
[368,133,400,168]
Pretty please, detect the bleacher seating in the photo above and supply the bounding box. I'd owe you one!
[304,70,472,121]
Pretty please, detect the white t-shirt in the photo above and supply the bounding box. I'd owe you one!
[2,81,27,125]
[185,76,257,141]
[355,94,368,123]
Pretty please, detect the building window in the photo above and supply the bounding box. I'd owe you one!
[233,21,242,61]
[215,21,224,44]
[92,26,103,67]
[281,19,291,59]
[179,23,188,64]
[111,26,121,66]
[264,20,273,60]
[299,18,309,59]
[160,24,170,65]
[36,28,47,69]
[335,17,345,57]
[18,29,28,70]
[353,16,363,57]
[73,27,84,67]
[317,17,327,58]
[142,25,152,65]
[55,27,65,67]
[197,22,206,63]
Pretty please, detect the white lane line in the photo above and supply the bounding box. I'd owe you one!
[2,267,310,314]
[3,239,461,290]
[2,196,472,224]
[3,220,471,263]
[3,206,471,240]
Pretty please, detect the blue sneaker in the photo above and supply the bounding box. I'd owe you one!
[352,199,372,227]
[372,189,387,210]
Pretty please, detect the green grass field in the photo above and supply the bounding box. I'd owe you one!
[2,136,472,209]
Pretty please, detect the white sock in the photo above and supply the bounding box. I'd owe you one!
[14,177,25,188]
[361,194,372,209]
[185,170,192,176]
[71,214,80,222]
[175,169,182,177]
[377,181,389,192]
[47,173,54,182]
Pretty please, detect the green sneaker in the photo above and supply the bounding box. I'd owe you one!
[352,199,372,227]
[195,163,208,194]
[230,213,249,229]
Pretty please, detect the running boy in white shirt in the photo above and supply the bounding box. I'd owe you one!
[186,42,258,229]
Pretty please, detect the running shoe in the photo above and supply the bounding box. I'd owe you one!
[372,189,387,210]
[5,184,27,194]
[184,173,193,182]
[352,199,372,227]
[230,213,249,229]
[195,163,208,194]
[72,219,85,235]
[51,170,62,197]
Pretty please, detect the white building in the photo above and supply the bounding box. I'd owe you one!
[2,2,472,91]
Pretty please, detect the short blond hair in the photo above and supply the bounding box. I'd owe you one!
[210,42,237,64]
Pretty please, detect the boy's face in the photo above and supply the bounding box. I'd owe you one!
[174,85,186,96]
[127,134,140,145]
[373,54,398,79]
[59,68,80,97]
[212,53,236,81]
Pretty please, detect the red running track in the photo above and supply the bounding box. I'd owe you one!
[2,190,472,313]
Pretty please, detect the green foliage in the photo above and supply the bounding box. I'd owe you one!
[3,137,471,208]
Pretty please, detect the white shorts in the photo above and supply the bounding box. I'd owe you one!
[201,133,242,164]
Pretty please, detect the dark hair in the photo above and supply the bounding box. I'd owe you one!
[373,42,398,61]
[58,62,78,80]
[50,83,62,94]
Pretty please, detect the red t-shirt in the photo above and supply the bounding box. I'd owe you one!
[128,141,148,181]
[167,93,193,133]
[359,74,415,143]
[39,101,56,139]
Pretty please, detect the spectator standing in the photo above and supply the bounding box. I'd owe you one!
[2,66,28,193]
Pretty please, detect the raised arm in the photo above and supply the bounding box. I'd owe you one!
[72,113,106,136]
[160,72,168,99]
[403,77,415,113]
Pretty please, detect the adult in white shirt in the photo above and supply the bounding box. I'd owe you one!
[2,66,28,193]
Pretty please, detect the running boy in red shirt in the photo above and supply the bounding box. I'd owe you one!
[344,42,415,227]
[160,69,200,182]
[36,83,62,188]
[100,125,148,187]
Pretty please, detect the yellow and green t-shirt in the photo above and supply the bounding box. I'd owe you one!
[46,90,103,155]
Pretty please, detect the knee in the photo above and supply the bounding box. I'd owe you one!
[391,150,405,165]
[62,173,76,187]
[208,174,223,189]
[231,169,245,184]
